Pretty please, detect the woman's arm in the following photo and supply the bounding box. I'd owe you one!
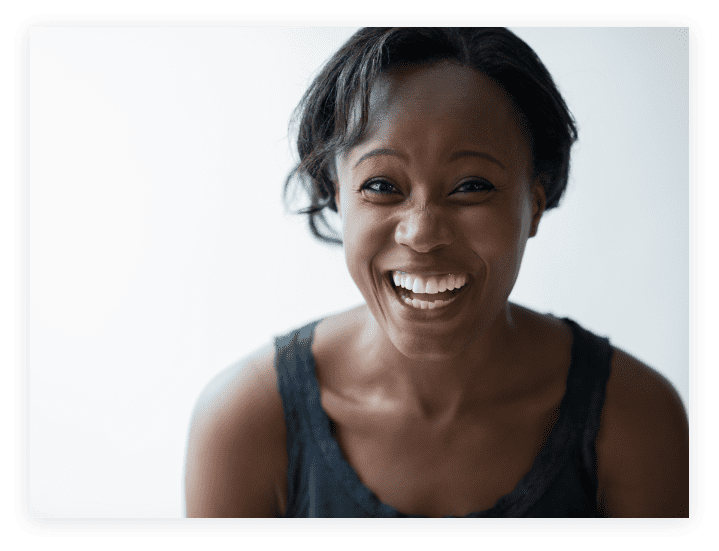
[184,344,287,517]
[596,348,689,517]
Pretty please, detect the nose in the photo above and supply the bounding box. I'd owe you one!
[394,202,453,253]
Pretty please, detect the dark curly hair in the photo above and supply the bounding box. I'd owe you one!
[283,27,578,245]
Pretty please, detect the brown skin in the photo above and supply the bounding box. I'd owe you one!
[310,304,573,516]
[184,62,688,517]
[596,348,689,517]
[331,62,545,418]
[184,311,688,517]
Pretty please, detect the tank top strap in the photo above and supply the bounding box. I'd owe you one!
[560,318,614,500]
[273,319,323,516]
[273,316,614,517]
[485,317,614,517]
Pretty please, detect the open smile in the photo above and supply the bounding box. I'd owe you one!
[388,271,472,310]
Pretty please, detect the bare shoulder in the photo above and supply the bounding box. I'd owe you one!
[184,342,287,518]
[596,347,689,517]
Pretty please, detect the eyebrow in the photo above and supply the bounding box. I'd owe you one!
[448,150,505,170]
[353,148,505,170]
[353,148,406,168]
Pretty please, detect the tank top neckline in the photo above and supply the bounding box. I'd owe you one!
[295,316,587,518]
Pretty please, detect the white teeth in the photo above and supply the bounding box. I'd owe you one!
[399,292,457,310]
[393,271,468,294]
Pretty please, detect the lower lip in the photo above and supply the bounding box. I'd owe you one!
[388,277,471,316]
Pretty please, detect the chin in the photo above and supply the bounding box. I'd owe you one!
[385,325,478,363]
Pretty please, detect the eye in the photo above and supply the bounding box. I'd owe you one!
[361,179,400,195]
[452,179,496,194]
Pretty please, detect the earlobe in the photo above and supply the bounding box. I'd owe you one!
[529,179,547,238]
[332,181,341,214]
[326,161,341,214]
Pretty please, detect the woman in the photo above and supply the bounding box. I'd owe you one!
[184,27,688,517]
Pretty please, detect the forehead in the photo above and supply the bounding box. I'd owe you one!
[342,61,530,166]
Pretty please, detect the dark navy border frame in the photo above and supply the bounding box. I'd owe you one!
[15,14,705,536]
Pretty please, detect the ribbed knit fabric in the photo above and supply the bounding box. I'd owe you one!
[274,317,613,517]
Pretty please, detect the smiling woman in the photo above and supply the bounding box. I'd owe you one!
[184,27,688,518]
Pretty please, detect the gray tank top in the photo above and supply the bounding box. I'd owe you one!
[274,317,613,517]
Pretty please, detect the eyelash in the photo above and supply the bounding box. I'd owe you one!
[360,178,496,195]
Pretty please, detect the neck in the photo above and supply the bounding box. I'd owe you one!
[359,302,522,423]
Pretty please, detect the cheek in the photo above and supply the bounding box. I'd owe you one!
[341,203,363,257]
[341,204,388,280]
[465,201,531,279]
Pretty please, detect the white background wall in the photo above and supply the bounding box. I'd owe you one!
[24,25,689,518]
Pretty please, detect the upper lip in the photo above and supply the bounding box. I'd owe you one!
[385,268,475,290]
[387,267,473,276]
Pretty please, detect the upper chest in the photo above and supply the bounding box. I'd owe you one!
[321,388,563,517]
[309,306,573,517]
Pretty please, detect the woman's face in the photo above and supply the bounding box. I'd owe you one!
[333,61,546,361]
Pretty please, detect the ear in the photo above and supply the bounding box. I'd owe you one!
[332,180,342,217]
[528,177,547,238]
[330,178,341,214]
[327,160,341,214]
